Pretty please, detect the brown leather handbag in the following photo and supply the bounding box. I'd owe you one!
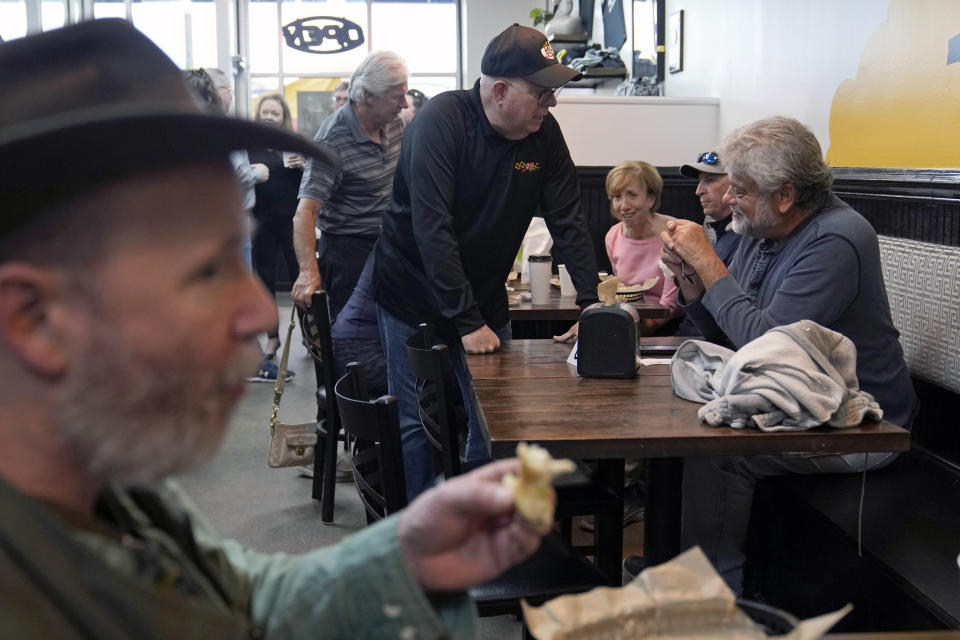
[267,308,318,468]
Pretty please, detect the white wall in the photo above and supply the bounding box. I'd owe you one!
[552,96,718,166]
[461,0,542,86]
[662,0,889,149]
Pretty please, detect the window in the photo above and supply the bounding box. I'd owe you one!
[248,0,459,135]
[91,0,220,69]
[0,0,29,41]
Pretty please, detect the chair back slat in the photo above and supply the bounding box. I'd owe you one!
[334,363,408,523]
[297,291,339,424]
[405,324,464,478]
[296,291,343,520]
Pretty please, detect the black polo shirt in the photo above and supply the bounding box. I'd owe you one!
[373,80,599,337]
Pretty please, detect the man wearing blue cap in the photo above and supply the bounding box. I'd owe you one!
[372,24,601,499]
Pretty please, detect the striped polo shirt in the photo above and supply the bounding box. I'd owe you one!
[298,103,404,238]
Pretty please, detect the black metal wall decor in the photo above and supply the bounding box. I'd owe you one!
[282,17,365,54]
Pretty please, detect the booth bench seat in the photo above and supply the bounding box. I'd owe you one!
[747,236,960,631]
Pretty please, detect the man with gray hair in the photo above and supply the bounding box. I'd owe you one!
[657,116,917,593]
[292,50,408,320]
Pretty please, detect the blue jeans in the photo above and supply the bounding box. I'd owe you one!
[376,304,510,501]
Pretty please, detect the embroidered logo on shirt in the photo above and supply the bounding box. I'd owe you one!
[541,42,556,60]
[514,161,541,173]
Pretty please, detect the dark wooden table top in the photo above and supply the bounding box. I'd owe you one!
[508,288,670,321]
[468,339,912,460]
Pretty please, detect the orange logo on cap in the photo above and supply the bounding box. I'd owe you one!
[541,42,556,60]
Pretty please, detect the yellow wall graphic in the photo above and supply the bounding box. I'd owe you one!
[827,0,960,168]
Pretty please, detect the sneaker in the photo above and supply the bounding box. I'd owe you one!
[579,502,645,532]
[296,451,353,483]
[622,554,646,580]
[296,464,314,477]
[246,359,294,383]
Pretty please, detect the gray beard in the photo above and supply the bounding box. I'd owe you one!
[52,327,257,486]
[730,200,778,238]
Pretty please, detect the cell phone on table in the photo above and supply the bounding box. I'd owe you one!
[639,344,679,356]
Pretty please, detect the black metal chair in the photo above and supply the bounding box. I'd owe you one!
[296,290,345,523]
[334,362,608,636]
[334,362,408,524]
[404,324,470,478]
[404,324,623,578]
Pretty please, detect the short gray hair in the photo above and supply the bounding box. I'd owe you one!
[720,116,833,210]
[348,51,407,103]
[203,67,229,92]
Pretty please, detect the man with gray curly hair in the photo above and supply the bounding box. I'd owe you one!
[655,116,916,594]
[292,50,408,320]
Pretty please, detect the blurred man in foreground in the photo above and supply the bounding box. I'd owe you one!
[0,20,543,637]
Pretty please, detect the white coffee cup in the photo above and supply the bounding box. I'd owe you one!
[528,254,552,305]
[558,264,576,297]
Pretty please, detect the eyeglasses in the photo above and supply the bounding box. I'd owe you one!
[503,80,560,107]
[697,151,720,165]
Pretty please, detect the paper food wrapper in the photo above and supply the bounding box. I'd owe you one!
[522,547,851,640]
[598,276,622,304]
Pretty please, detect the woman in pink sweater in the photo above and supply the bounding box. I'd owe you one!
[604,161,680,334]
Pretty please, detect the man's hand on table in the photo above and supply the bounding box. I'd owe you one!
[398,459,545,591]
[553,321,579,343]
[462,325,501,354]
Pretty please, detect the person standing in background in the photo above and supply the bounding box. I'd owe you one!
[400,88,427,125]
[291,51,408,320]
[332,80,349,111]
[248,93,304,380]
[203,67,268,269]
[372,25,599,500]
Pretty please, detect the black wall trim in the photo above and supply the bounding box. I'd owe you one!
[576,166,960,251]
[832,168,960,246]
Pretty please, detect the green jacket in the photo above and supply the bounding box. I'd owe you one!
[0,477,476,639]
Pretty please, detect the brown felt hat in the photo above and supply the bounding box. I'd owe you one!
[0,19,335,226]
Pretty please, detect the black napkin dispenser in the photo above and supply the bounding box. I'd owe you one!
[576,302,640,378]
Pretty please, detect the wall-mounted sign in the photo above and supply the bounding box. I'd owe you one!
[282,17,365,54]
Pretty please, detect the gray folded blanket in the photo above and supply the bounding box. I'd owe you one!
[670,319,883,431]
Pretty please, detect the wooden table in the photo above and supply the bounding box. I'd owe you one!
[468,339,911,583]
[508,288,670,321]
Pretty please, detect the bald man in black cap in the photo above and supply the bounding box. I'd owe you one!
[372,24,601,500]
[0,20,547,636]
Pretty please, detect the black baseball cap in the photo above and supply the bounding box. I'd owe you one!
[481,24,582,88]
